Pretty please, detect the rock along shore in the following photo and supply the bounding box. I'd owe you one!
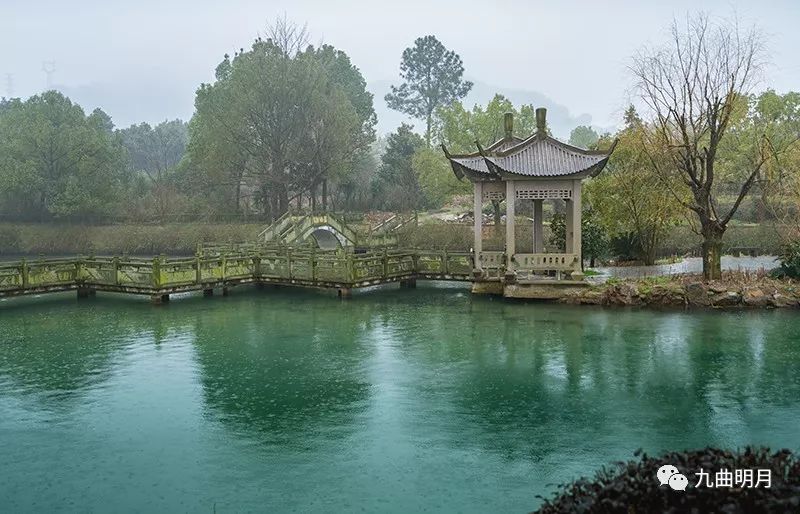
[558,274,800,309]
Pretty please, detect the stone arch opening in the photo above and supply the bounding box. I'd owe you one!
[308,228,344,250]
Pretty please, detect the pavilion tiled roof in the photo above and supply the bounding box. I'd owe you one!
[442,108,616,181]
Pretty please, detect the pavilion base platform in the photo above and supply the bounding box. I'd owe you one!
[471,280,504,295]
[502,279,589,300]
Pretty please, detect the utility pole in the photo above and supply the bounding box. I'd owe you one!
[42,61,56,90]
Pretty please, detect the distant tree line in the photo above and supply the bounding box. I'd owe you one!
[0,91,192,222]
[0,27,477,222]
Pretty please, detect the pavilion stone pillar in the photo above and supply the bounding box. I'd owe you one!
[505,180,515,271]
[565,198,574,254]
[570,180,583,278]
[473,181,483,270]
[533,199,544,253]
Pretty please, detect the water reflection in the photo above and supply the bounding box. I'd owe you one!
[188,292,373,445]
[0,304,128,412]
[380,299,800,469]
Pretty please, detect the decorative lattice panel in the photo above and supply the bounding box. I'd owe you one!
[483,191,505,201]
[515,189,572,200]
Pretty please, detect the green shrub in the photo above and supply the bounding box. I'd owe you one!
[550,209,609,265]
[610,232,640,261]
[778,240,800,279]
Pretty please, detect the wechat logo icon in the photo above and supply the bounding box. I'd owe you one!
[657,464,688,491]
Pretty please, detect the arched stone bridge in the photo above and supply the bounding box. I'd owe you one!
[258,212,417,249]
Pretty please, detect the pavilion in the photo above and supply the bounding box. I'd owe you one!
[442,108,616,295]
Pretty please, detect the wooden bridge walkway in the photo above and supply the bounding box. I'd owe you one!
[0,246,473,303]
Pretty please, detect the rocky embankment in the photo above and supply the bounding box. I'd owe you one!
[561,274,799,309]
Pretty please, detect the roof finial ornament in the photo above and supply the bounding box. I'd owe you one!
[535,107,547,136]
[503,112,513,140]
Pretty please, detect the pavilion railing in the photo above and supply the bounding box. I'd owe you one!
[512,253,578,271]
[477,251,505,280]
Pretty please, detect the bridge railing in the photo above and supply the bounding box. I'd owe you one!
[0,262,24,291]
[0,258,82,292]
[258,210,294,242]
[80,257,155,288]
[416,250,472,276]
[0,247,476,298]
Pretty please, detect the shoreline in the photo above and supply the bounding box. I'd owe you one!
[556,274,799,309]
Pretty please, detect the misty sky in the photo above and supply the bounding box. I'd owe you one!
[3,0,799,136]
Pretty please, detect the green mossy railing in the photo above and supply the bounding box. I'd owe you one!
[0,247,474,299]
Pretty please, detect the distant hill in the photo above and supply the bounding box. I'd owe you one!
[368,78,611,141]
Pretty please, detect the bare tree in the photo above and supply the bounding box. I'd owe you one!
[264,15,309,57]
[630,13,770,279]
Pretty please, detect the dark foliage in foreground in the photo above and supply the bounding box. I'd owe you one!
[778,240,800,279]
[534,447,800,513]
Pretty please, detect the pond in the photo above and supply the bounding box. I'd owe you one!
[1,284,799,513]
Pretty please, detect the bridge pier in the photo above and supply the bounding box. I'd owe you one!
[222,287,231,296]
[399,278,416,289]
[77,287,96,299]
[151,294,170,305]
[203,288,214,297]
[337,287,352,299]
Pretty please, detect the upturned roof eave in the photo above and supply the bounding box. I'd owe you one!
[489,155,612,181]
[447,160,500,182]
[443,135,524,159]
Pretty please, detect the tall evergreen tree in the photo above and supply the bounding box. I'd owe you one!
[385,35,472,147]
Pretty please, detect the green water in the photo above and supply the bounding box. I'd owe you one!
[1,284,799,513]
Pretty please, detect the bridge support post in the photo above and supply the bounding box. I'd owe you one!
[222,287,231,296]
[203,288,214,297]
[399,278,416,289]
[77,287,96,299]
[337,287,352,299]
[151,294,170,305]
